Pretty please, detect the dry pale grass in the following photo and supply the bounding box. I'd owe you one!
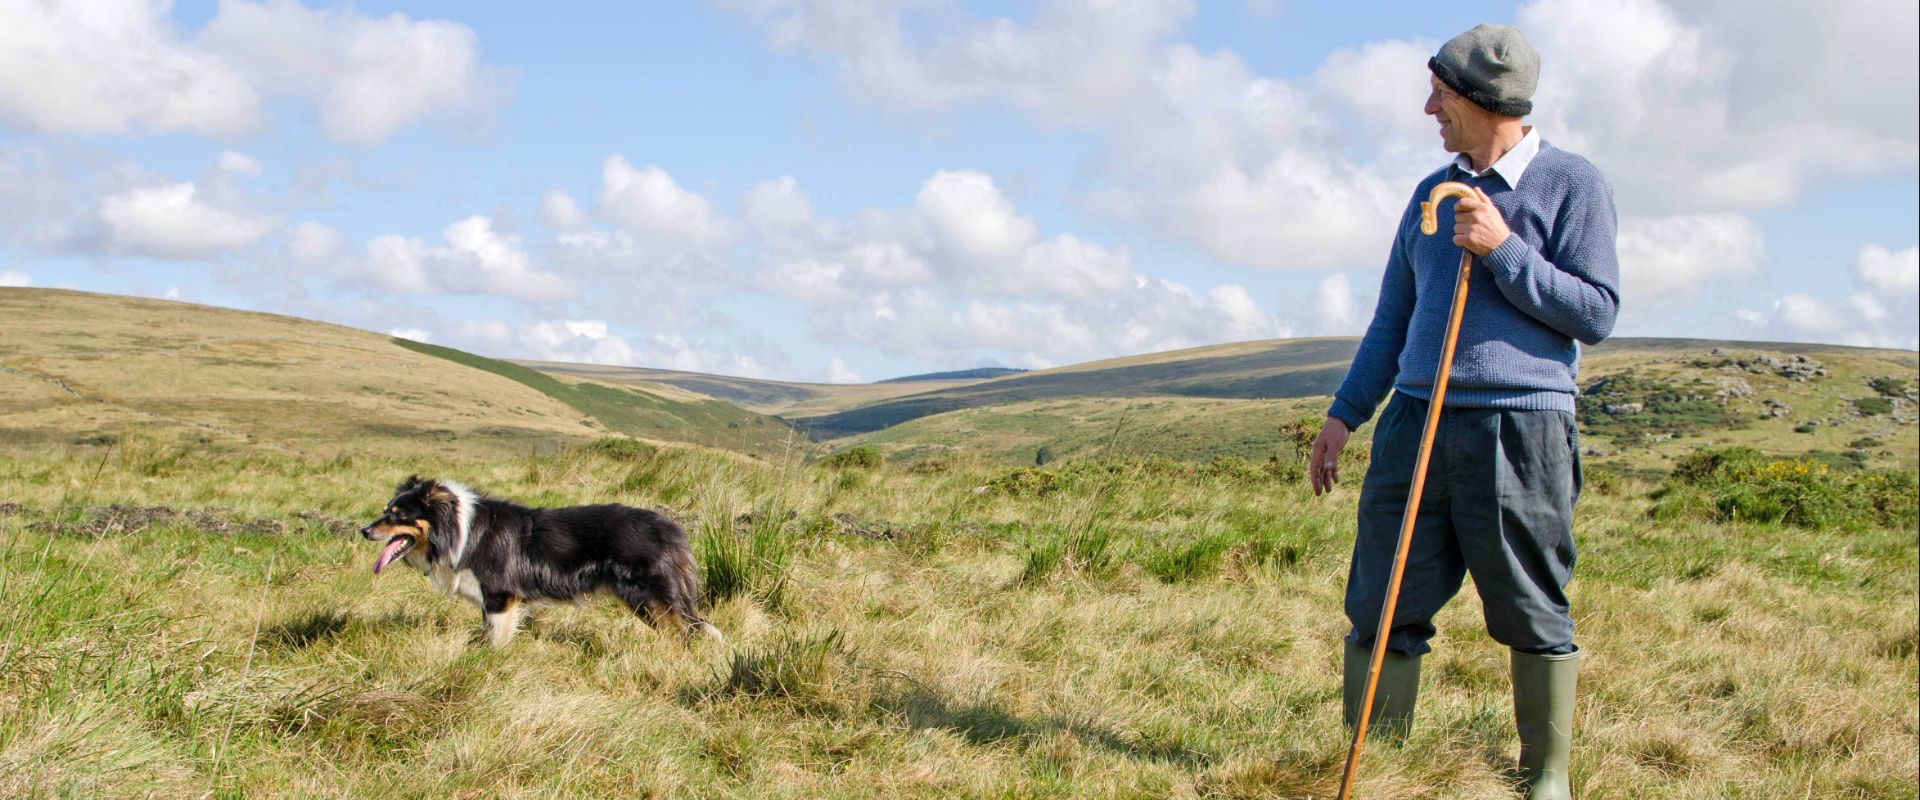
[0,435,1912,798]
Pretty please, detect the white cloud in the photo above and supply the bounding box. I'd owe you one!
[99,182,276,259]
[540,190,589,232]
[1736,244,1919,350]
[0,0,507,144]
[825,356,863,384]
[360,216,572,300]
[1315,272,1358,333]
[915,170,1038,266]
[596,156,732,249]
[0,271,31,287]
[521,319,640,366]
[1854,243,1919,297]
[740,176,816,236]
[216,150,264,178]
[198,0,510,145]
[728,0,1195,123]
[389,327,432,342]
[1519,0,1917,212]
[287,221,344,266]
[744,169,1284,366]
[725,0,1918,277]
[0,0,259,136]
[642,333,778,378]
[1615,213,1767,314]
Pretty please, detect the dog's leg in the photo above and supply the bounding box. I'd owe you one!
[482,593,523,647]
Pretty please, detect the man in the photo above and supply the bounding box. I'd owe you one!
[1308,24,1618,800]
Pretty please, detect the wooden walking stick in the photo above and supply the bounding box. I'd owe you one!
[1335,180,1479,800]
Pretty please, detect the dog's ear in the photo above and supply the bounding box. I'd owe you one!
[396,474,424,494]
[424,484,455,507]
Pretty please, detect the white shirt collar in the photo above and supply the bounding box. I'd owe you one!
[1452,127,1541,188]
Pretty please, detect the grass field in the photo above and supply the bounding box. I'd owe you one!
[3,289,1915,797]
[2,435,1913,798]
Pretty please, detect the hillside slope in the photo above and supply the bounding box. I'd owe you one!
[0,289,799,458]
[845,339,1919,471]
[795,338,1363,439]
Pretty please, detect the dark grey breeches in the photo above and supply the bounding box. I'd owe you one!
[1344,391,1581,656]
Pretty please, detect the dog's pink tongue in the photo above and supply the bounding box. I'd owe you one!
[373,537,410,575]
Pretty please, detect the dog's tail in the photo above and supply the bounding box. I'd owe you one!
[668,545,723,642]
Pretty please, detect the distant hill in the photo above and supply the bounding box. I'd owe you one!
[0,289,801,458]
[879,367,1027,383]
[517,361,992,417]
[792,337,1920,442]
[792,338,1363,439]
[842,338,1919,471]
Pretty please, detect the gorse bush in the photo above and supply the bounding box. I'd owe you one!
[578,436,655,462]
[819,445,883,471]
[986,467,1062,497]
[1655,447,1918,530]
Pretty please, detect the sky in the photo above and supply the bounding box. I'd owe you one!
[2,0,1915,384]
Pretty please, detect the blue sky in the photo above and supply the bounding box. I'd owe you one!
[3,0,1915,383]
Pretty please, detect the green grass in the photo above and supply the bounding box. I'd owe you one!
[1,432,1911,798]
[393,337,806,457]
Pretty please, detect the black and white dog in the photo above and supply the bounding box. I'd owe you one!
[360,476,720,646]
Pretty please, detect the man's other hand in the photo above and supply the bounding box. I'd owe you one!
[1309,417,1351,496]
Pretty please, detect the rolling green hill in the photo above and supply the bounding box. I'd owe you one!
[794,338,1364,439]
[0,289,803,459]
[833,339,1919,473]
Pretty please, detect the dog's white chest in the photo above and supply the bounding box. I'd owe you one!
[426,559,484,607]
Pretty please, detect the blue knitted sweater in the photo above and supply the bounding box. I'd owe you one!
[1328,141,1619,430]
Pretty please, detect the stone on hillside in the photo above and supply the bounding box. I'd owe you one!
[1710,377,1754,398]
[1603,402,1644,416]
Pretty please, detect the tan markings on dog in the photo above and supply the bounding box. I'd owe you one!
[425,487,454,506]
[369,520,431,538]
[485,596,523,647]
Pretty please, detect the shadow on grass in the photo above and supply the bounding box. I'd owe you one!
[261,609,425,651]
[874,682,1215,769]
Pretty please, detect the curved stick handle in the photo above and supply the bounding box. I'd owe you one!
[1419,181,1477,235]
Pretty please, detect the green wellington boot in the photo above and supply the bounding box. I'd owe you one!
[1342,640,1422,740]
[1511,649,1581,799]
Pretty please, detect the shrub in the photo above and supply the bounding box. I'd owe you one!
[819,446,883,471]
[579,436,654,462]
[1852,397,1893,416]
[1578,372,1739,439]
[1035,446,1055,466]
[905,454,954,475]
[1868,376,1909,397]
[985,467,1061,497]
[1655,447,1917,529]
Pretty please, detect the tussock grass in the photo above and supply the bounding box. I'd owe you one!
[0,433,1913,798]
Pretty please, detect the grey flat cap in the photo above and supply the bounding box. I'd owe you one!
[1429,24,1539,117]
